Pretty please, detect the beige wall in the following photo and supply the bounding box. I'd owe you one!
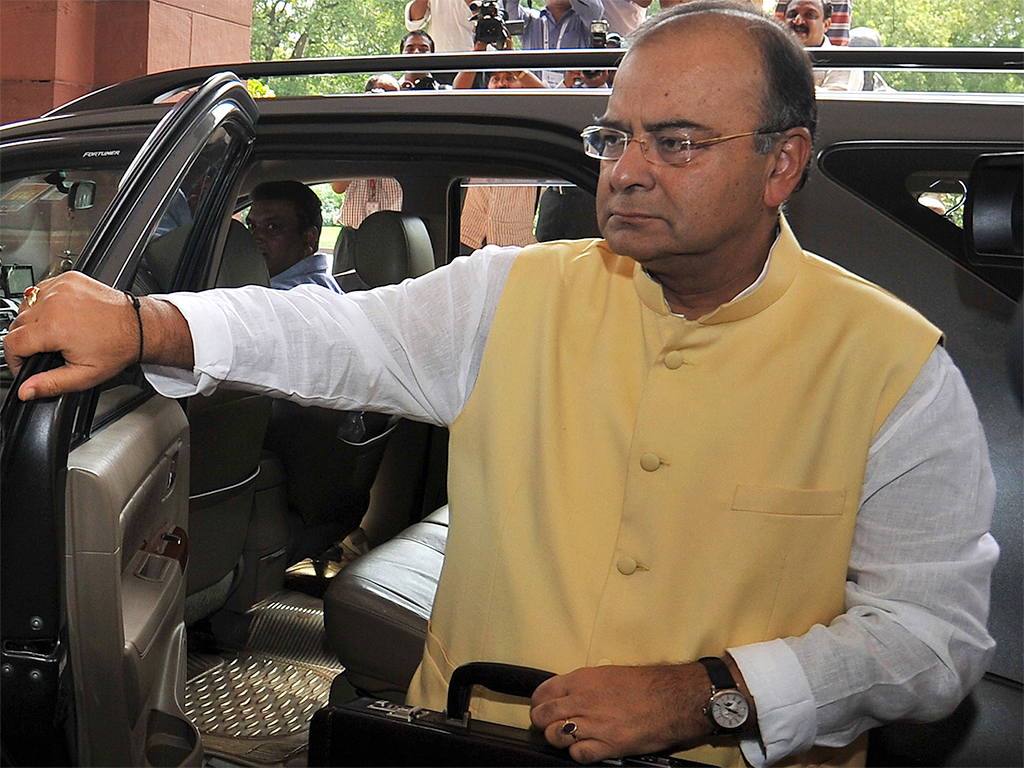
[1,0,252,125]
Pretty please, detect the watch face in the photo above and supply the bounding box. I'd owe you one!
[710,690,749,730]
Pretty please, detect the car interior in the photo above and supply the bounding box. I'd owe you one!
[0,64,1021,767]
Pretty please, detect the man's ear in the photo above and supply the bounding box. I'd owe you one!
[822,16,832,34]
[764,127,812,208]
[303,227,319,256]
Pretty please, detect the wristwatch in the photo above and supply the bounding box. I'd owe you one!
[697,656,750,734]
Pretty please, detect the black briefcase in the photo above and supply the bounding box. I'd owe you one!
[308,661,711,767]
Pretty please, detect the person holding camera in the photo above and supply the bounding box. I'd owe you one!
[405,0,476,52]
[503,0,605,88]
[397,30,452,90]
[559,24,623,89]
[453,39,547,90]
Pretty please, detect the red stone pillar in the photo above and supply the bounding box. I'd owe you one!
[1,0,252,126]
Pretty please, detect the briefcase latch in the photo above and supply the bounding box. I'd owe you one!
[367,700,431,723]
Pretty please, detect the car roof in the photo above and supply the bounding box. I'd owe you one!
[34,47,1024,117]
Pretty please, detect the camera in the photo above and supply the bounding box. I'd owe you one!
[470,1,525,46]
[583,21,624,80]
[411,75,441,90]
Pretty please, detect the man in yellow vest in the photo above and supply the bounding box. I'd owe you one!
[6,2,997,766]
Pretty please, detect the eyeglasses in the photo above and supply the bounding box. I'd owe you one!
[580,125,783,167]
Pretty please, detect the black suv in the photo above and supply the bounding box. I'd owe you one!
[1,48,1021,767]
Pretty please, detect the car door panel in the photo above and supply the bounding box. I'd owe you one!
[64,394,193,765]
[1,73,258,766]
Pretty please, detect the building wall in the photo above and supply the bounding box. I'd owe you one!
[1,0,252,125]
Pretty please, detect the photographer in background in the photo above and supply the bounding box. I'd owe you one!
[453,39,546,89]
[397,30,451,90]
[560,22,622,88]
[503,0,605,88]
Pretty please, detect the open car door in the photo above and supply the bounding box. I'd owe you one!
[1,73,258,766]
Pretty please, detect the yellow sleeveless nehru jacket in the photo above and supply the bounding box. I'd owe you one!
[406,218,941,766]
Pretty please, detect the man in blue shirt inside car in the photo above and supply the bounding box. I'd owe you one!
[246,180,344,294]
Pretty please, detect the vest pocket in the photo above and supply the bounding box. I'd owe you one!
[732,485,846,516]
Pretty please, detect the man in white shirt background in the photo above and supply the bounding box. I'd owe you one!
[601,0,650,35]
[780,0,863,90]
[405,0,476,52]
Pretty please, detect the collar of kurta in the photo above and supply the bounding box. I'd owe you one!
[631,213,802,325]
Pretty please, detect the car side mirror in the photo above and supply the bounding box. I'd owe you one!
[69,181,96,211]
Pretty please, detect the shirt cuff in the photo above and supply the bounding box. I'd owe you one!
[142,292,235,397]
[405,0,429,30]
[728,639,817,767]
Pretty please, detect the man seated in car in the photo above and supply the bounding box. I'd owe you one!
[5,2,997,766]
[779,0,863,90]
[246,180,343,293]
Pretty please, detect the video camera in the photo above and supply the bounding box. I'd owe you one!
[470,1,525,47]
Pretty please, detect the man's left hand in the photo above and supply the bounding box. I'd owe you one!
[530,663,714,764]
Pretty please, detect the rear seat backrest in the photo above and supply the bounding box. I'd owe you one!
[264,212,437,566]
[181,221,273,614]
[354,210,435,287]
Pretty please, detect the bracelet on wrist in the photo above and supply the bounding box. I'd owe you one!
[124,291,144,365]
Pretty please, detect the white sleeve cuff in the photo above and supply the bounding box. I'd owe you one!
[728,639,818,767]
[405,0,429,30]
[142,292,236,397]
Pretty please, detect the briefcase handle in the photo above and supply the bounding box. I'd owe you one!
[446,662,555,719]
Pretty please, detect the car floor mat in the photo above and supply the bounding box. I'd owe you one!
[185,590,344,766]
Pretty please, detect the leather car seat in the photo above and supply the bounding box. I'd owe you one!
[140,220,274,620]
[187,222,274,619]
[323,506,448,700]
[352,210,434,288]
[263,210,436,566]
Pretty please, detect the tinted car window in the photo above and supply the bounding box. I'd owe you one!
[0,169,125,392]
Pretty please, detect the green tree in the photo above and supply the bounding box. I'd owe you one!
[853,0,1022,92]
[251,0,409,95]
[250,0,1021,95]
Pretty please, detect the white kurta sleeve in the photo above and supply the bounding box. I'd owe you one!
[143,245,520,426]
[731,345,998,766]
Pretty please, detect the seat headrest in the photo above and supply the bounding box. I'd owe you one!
[216,219,270,288]
[354,211,434,288]
[138,219,268,292]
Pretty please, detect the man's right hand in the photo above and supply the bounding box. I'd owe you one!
[3,272,194,401]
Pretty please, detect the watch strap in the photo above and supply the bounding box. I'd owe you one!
[697,656,736,692]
